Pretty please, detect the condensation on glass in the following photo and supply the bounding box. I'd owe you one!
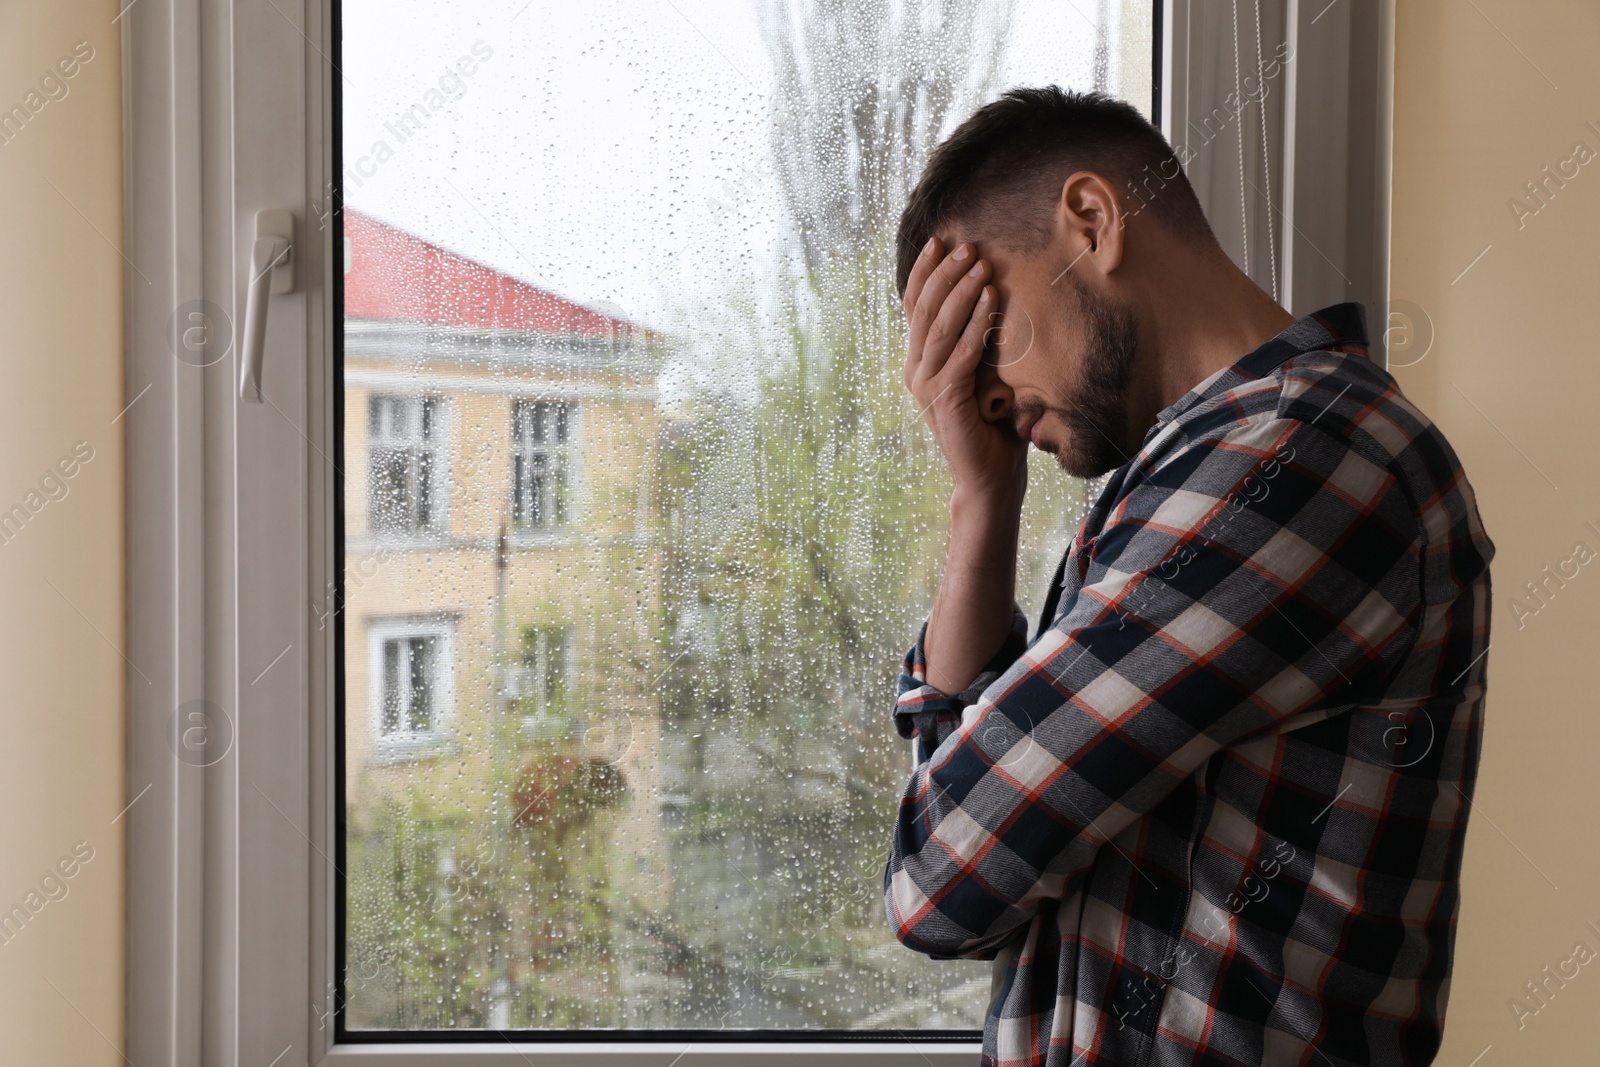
[339,0,1152,1032]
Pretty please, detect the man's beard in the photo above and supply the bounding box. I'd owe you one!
[1036,276,1140,478]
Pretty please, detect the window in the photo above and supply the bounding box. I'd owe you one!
[122,0,1396,1059]
[368,619,455,755]
[510,400,574,531]
[334,0,1157,1038]
[513,625,571,720]
[380,634,439,736]
[367,394,446,536]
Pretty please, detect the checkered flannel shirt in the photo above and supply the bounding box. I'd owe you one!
[885,303,1495,1066]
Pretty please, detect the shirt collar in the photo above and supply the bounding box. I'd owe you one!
[1149,301,1372,431]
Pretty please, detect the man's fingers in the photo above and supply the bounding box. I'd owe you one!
[916,257,991,382]
[903,237,943,388]
[912,244,979,344]
[902,235,943,319]
[908,243,978,367]
[940,286,996,384]
[903,237,944,366]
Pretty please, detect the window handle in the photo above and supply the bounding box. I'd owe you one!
[239,209,295,403]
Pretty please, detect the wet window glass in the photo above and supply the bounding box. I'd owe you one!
[340,0,1153,1033]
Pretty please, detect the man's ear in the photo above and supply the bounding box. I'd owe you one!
[1055,170,1126,279]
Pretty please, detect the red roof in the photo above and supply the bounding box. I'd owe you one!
[342,208,638,337]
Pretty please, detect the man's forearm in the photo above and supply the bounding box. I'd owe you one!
[922,486,1024,696]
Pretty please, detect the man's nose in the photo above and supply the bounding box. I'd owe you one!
[976,363,1014,423]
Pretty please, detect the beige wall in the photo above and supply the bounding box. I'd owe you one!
[1391,2,1600,1061]
[0,1,125,1064]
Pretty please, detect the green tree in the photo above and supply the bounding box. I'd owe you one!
[647,0,1088,1027]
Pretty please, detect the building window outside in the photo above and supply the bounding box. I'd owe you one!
[381,634,439,736]
[511,400,574,531]
[369,394,445,535]
[518,620,569,713]
[512,627,576,742]
[370,620,454,750]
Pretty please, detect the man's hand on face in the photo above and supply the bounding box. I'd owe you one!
[902,236,1028,509]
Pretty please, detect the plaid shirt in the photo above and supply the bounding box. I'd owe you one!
[885,304,1494,1067]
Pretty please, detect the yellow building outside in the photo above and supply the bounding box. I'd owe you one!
[339,209,672,1014]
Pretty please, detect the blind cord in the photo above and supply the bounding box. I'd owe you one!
[1253,0,1278,300]
[1230,0,1249,279]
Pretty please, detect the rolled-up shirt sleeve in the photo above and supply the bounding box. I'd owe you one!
[883,415,1424,961]
[894,604,1032,763]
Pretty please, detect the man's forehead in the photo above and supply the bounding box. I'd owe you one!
[931,224,1025,272]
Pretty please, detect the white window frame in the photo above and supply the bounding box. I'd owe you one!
[511,622,573,724]
[509,397,579,535]
[367,617,456,760]
[120,2,1393,1064]
[365,392,451,540]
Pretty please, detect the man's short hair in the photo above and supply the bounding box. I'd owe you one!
[895,86,1214,297]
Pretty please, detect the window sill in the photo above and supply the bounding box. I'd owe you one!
[366,736,458,767]
[348,533,458,553]
[322,1041,984,1065]
[516,714,578,741]
[507,527,578,546]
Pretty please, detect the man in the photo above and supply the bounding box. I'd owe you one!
[882,87,1494,1067]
